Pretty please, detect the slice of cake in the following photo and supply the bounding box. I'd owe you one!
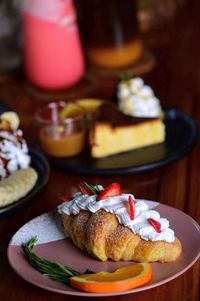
[89,102,165,158]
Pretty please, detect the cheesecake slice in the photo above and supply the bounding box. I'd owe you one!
[89,103,165,158]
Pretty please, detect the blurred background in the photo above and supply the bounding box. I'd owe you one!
[0,0,188,87]
[0,0,22,79]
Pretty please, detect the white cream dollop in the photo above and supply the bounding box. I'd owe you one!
[58,192,175,243]
[0,129,31,179]
[117,77,162,118]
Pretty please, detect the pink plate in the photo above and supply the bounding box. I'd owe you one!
[7,202,200,297]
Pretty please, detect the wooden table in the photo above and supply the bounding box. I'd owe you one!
[0,2,199,301]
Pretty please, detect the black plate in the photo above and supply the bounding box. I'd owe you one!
[0,100,10,113]
[47,108,198,175]
[0,149,49,219]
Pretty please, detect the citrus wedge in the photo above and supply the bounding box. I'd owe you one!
[70,263,152,293]
[1,111,20,129]
[59,103,83,121]
[75,98,104,114]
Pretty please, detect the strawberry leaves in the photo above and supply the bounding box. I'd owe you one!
[78,182,102,195]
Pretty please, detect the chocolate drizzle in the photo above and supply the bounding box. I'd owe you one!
[0,127,29,180]
[93,102,159,128]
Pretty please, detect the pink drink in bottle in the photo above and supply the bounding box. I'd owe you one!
[23,0,85,90]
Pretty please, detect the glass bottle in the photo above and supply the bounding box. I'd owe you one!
[23,0,85,90]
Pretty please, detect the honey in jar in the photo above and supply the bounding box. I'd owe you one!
[35,102,86,157]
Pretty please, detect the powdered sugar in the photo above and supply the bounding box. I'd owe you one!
[10,211,67,246]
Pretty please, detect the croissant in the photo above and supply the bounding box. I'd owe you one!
[61,209,182,263]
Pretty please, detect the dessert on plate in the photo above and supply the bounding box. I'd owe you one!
[88,76,165,158]
[0,111,30,180]
[58,182,182,263]
[0,111,38,207]
[89,102,165,158]
[35,77,165,159]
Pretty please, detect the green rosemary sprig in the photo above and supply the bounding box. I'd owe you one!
[81,182,102,194]
[22,237,80,284]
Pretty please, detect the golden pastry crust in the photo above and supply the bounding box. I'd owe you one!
[62,210,91,251]
[61,209,182,263]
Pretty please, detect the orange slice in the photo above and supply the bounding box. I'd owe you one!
[75,98,104,114]
[70,263,152,293]
[59,103,84,121]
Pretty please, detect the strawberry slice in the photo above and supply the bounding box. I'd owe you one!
[78,183,94,195]
[147,218,161,233]
[59,194,72,202]
[96,183,122,201]
[128,195,135,220]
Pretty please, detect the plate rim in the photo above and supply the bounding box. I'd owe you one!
[7,202,200,297]
[48,107,199,175]
[0,148,49,219]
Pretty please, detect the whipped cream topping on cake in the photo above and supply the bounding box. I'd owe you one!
[58,191,175,243]
[117,77,162,117]
[0,123,31,180]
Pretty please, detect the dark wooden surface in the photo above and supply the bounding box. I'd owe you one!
[0,2,199,300]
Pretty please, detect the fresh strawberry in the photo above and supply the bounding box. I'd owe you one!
[147,218,161,233]
[59,194,72,202]
[77,183,94,195]
[128,195,135,220]
[96,183,122,201]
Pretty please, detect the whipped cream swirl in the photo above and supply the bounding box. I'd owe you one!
[0,129,31,179]
[58,192,175,243]
[118,77,162,117]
